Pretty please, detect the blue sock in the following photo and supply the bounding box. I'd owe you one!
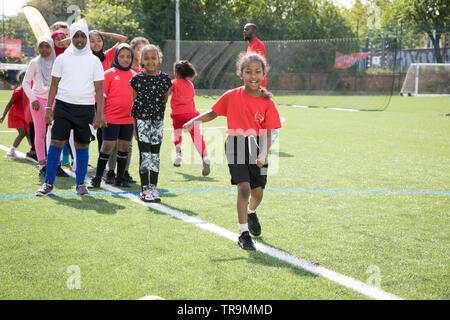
[45,146,63,185]
[62,143,70,158]
[75,148,89,185]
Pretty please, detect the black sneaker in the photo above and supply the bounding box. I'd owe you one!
[88,176,102,189]
[104,170,115,184]
[38,166,46,177]
[247,212,261,236]
[114,176,130,188]
[124,171,136,183]
[56,165,70,177]
[237,231,256,250]
[26,151,38,162]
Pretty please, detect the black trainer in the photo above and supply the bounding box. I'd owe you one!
[38,166,46,177]
[237,231,256,250]
[104,170,115,184]
[247,212,261,236]
[124,171,136,183]
[88,176,101,189]
[56,165,70,177]
[114,176,130,188]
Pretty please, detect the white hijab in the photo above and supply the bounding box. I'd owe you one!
[65,19,92,56]
[36,36,56,87]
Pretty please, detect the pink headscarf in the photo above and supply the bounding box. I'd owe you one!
[51,30,67,56]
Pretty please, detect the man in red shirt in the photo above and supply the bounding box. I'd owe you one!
[244,23,267,88]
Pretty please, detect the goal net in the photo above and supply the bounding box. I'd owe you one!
[400,63,450,97]
[161,37,399,111]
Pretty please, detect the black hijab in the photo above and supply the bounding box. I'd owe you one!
[113,43,134,71]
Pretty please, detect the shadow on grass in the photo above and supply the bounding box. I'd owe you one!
[175,171,218,182]
[276,151,294,158]
[49,193,126,215]
[211,244,317,278]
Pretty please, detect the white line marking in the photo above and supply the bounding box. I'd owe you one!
[0,144,403,300]
[0,130,16,133]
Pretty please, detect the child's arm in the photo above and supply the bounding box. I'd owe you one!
[0,97,15,123]
[256,130,272,168]
[183,110,217,132]
[93,80,107,129]
[98,31,127,43]
[44,76,61,125]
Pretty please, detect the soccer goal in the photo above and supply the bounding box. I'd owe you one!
[400,63,450,97]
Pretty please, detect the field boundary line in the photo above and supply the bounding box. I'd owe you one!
[0,144,403,300]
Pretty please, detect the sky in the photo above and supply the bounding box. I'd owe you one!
[2,0,31,16]
[2,0,361,17]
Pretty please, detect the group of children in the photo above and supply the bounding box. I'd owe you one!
[2,20,281,250]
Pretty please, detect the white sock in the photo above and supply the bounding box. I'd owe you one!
[239,224,248,234]
[248,205,256,214]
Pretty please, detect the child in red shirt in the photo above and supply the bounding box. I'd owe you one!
[0,72,31,158]
[184,52,281,250]
[89,43,136,189]
[170,60,210,176]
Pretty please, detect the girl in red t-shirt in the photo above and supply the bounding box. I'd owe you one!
[170,60,210,176]
[184,52,281,251]
[0,72,31,158]
[88,43,136,189]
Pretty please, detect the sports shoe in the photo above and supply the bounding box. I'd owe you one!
[150,185,161,203]
[247,212,261,236]
[38,166,46,177]
[88,176,101,189]
[56,165,70,177]
[237,231,256,250]
[36,182,53,196]
[5,149,18,158]
[26,151,38,162]
[76,183,89,196]
[124,171,136,183]
[140,186,154,203]
[104,170,115,184]
[173,152,182,167]
[114,176,130,188]
[202,156,211,176]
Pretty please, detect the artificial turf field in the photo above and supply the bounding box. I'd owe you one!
[0,89,448,300]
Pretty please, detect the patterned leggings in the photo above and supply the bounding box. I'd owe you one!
[135,119,164,186]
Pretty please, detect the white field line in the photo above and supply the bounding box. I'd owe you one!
[0,130,16,133]
[1,144,403,300]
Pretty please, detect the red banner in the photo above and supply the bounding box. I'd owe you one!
[0,39,22,58]
[335,51,371,69]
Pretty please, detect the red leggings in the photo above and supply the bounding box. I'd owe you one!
[171,112,207,156]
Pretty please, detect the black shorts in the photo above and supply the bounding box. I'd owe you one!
[102,123,134,141]
[51,99,95,145]
[225,135,268,189]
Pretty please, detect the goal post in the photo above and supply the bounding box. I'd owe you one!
[400,63,450,97]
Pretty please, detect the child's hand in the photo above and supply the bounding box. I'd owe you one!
[31,100,40,111]
[183,120,194,133]
[45,108,53,125]
[256,155,266,168]
[93,113,107,130]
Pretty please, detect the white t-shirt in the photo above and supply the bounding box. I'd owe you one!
[51,52,104,105]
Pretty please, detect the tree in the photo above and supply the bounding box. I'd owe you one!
[402,0,449,62]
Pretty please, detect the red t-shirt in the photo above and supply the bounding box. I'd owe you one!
[211,86,281,136]
[103,67,136,124]
[247,38,267,88]
[102,44,117,71]
[170,79,198,116]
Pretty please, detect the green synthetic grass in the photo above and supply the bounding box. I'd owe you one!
[0,90,448,300]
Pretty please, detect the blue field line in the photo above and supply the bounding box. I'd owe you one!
[0,188,449,199]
